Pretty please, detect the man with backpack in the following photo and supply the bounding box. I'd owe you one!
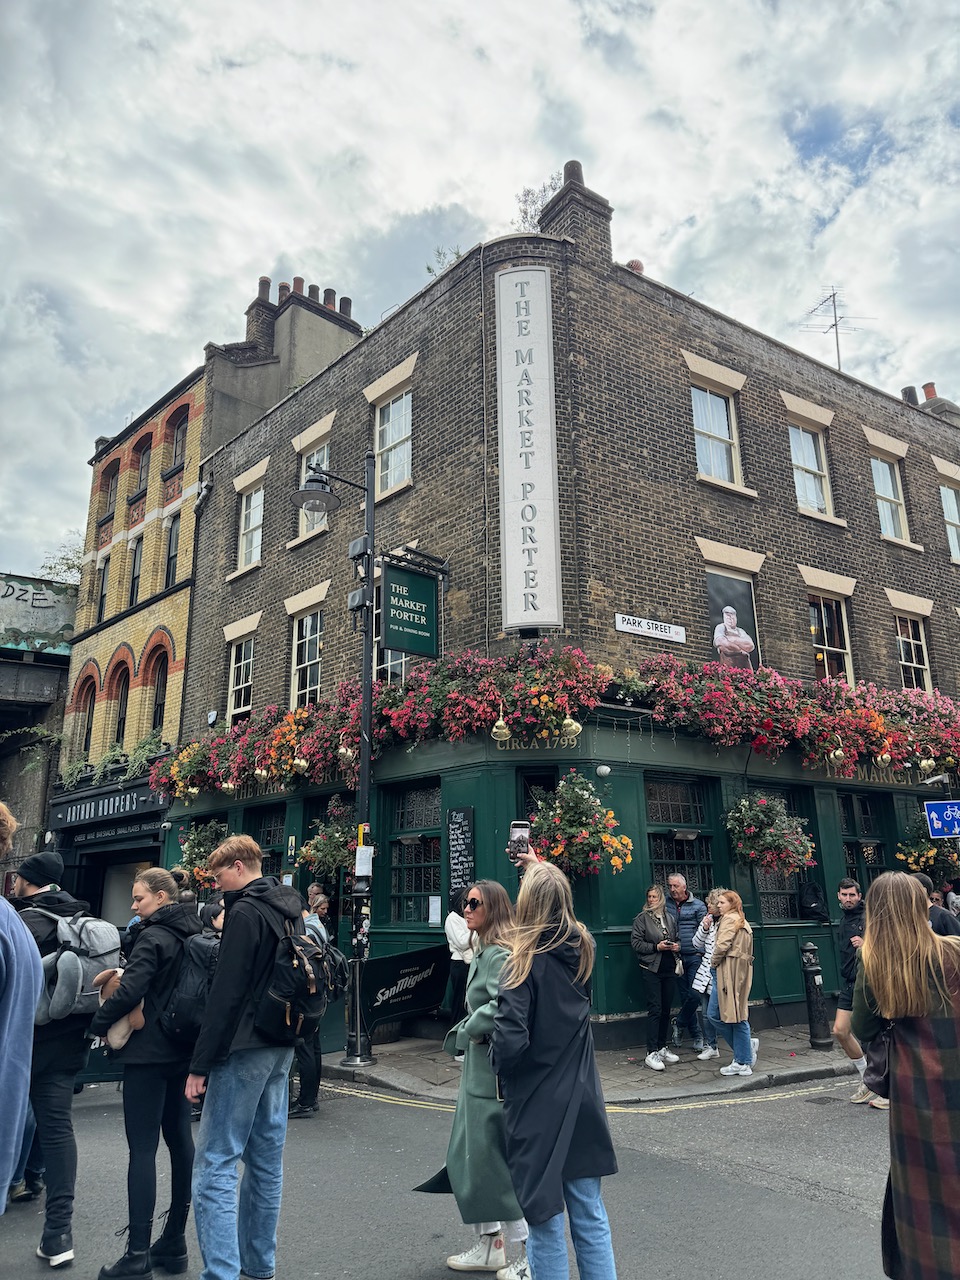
[185,835,311,1280]
[13,850,99,1269]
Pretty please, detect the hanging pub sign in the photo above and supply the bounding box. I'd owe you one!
[381,562,439,658]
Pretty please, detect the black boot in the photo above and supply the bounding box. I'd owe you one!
[98,1223,153,1279]
[150,1205,189,1275]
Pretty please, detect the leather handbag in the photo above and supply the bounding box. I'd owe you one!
[863,1025,893,1099]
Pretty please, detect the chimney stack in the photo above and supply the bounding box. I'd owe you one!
[339,296,352,319]
[323,288,336,310]
[901,386,919,407]
[923,382,937,400]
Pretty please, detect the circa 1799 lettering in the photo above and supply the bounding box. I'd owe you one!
[495,267,563,630]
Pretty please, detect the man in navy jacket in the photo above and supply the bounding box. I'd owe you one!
[666,873,707,1050]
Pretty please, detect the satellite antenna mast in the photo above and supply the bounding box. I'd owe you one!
[799,286,873,372]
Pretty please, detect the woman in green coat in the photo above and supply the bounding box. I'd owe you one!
[420,880,529,1279]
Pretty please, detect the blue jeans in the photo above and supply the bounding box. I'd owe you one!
[527,1177,617,1280]
[698,990,717,1049]
[192,1046,294,1280]
[706,983,752,1064]
[675,956,703,1037]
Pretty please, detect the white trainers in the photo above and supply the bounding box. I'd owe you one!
[497,1245,530,1280]
[850,1081,875,1104]
[719,1061,753,1076]
[447,1235,506,1272]
[696,1046,720,1060]
[644,1051,665,1071]
[750,1037,759,1066]
[658,1046,680,1064]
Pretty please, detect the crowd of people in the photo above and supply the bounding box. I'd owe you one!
[5,783,960,1280]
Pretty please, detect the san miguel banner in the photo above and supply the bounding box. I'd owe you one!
[360,945,450,1032]
[495,266,563,630]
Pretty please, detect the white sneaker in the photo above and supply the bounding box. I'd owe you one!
[850,1081,875,1105]
[719,1062,753,1076]
[750,1037,759,1066]
[497,1245,530,1280]
[644,1051,665,1071]
[696,1046,720,1060]
[448,1236,507,1272]
[658,1046,680,1064]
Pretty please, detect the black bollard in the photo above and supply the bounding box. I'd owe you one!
[800,941,834,1050]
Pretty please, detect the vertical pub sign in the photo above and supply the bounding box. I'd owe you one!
[382,562,439,658]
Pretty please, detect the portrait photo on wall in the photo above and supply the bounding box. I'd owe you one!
[706,571,760,670]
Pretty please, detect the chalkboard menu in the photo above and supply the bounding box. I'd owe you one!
[446,806,475,892]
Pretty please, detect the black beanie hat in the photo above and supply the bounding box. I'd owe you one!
[17,850,64,888]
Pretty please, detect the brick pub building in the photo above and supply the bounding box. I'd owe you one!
[162,160,959,1039]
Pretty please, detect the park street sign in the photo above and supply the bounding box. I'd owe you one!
[924,800,960,839]
[382,561,439,658]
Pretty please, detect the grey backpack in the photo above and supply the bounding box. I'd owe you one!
[27,909,122,1024]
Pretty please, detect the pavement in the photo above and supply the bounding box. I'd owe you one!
[322,1023,860,1105]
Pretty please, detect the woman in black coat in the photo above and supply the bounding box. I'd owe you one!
[491,862,618,1280]
[89,868,202,1279]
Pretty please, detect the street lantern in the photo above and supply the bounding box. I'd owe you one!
[292,449,377,1066]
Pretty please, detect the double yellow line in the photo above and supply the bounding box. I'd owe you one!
[320,1079,841,1116]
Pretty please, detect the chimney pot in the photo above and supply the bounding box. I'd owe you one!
[293,276,304,295]
[339,296,352,319]
[923,381,937,400]
[901,386,919,407]
[626,259,644,275]
[323,288,336,309]
[563,159,584,186]
[308,284,320,302]
[258,276,271,301]
[278,282,290,304]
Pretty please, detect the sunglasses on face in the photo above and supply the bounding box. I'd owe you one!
[464,898,484,911]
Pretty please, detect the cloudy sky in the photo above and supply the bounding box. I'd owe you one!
[3,0,958,576]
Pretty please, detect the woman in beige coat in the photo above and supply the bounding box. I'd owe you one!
[707,890,758,1077]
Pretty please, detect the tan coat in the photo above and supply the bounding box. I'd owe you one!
[710,915,753,1023]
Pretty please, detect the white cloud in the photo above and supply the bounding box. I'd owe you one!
[2,0,958,573]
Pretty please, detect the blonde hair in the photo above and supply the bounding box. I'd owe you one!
[0,801,17,857]
[208,834,262,872]
[643,884,667,914]
[501,862,594,989]
[706,887,726,910]
[861,871,960,1018]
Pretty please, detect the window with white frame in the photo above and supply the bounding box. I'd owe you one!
[291,610,323,707]
[790,424,832,515]
[691,386,740,485]
[940,485,960,560]
[238,486,264,568]
[227,637,254,726]
[374,584,409,684]
[895,615,931,691]
[871,455,907,540]
[299,443,330,536]
[376,389,412,494]
[808,594,852,682]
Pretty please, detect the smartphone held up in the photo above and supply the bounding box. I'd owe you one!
[507,820,531,865]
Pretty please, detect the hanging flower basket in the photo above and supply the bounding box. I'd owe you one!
[530,769,633,876]
[895,809,960,883]
[295,794,359,885]
[725,793,816,876]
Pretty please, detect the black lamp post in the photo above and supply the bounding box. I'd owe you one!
[292,450,377,1066]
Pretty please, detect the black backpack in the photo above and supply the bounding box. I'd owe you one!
[799,880,831,923]
[303,916,349,1006]
[252,908,329,1045]
[160,931,221,1046]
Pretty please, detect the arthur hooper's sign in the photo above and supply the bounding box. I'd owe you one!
[495,266,563,630]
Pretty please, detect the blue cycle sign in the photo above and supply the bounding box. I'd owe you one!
[923,801,960,839]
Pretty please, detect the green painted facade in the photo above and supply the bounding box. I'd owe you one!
[162,708,929,1024]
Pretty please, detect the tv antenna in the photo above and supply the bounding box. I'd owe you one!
[799,286,873,372]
